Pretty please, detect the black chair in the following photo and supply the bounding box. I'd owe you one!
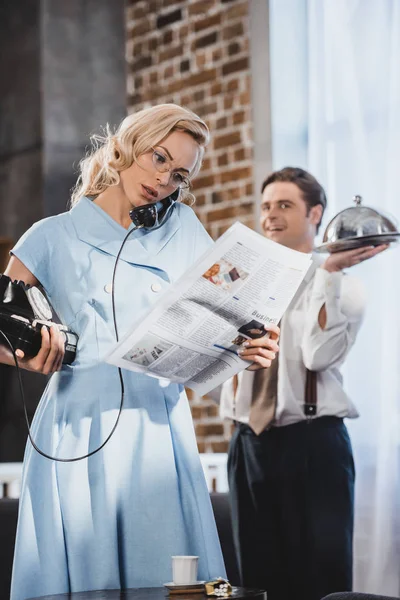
[0,497,19,599]
[322,593,400,599]
[210,492,240,584]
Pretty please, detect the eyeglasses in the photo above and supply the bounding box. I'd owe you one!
[151,148,191,189]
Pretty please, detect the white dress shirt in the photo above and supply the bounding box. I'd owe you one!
[219,255,366,427]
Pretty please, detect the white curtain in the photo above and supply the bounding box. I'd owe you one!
[269,0,400,595]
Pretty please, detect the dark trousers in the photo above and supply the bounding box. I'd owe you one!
[228,417,355,600]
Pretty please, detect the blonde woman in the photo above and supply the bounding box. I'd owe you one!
[1,104,279,599]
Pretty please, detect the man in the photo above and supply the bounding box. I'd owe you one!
[220,167,387,600]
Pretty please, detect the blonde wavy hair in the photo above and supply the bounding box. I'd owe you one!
[70,104,210,207]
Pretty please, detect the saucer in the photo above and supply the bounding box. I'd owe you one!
[164,581,205,594]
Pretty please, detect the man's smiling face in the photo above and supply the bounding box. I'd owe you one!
[260,181,322,252]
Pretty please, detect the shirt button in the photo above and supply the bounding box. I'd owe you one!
[104,283,113,294]
[151,282,162,293]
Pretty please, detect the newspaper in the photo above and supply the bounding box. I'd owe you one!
[105,222,312,396]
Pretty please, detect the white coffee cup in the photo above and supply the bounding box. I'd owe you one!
[172,555,199,584]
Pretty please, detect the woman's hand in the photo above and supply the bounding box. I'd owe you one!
[1,256,65,373]
[239,323,280,371]
[11,325,65,374]
[321,244,389,273]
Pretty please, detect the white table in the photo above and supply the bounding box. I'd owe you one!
[0,462,23,498]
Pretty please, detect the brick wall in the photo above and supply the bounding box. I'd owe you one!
[126,0,255,452]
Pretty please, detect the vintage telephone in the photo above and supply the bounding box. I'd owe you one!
[0,191,179,462]
[0,275,78,363]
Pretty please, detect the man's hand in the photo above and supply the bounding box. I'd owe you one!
[321,244,389,273]
[239,323,280,371]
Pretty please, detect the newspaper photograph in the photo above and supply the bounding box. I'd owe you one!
[105,222,312,396]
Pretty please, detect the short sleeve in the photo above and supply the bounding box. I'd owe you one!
[174,202,215,265]
[193,218,214,260]
[11,217,57,295]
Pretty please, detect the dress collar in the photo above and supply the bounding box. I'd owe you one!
[69,197,181,269]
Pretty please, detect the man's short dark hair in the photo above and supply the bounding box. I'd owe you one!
[261,167,327,233]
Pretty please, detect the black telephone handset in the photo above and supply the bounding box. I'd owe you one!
[129,188,180,228]
[0,274,78,364]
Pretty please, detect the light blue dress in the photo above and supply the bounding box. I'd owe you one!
[10,198,226,600]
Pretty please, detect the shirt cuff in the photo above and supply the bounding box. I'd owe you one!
[311,267,342,301]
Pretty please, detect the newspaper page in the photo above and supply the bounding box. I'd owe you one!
[105,222,312,396]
